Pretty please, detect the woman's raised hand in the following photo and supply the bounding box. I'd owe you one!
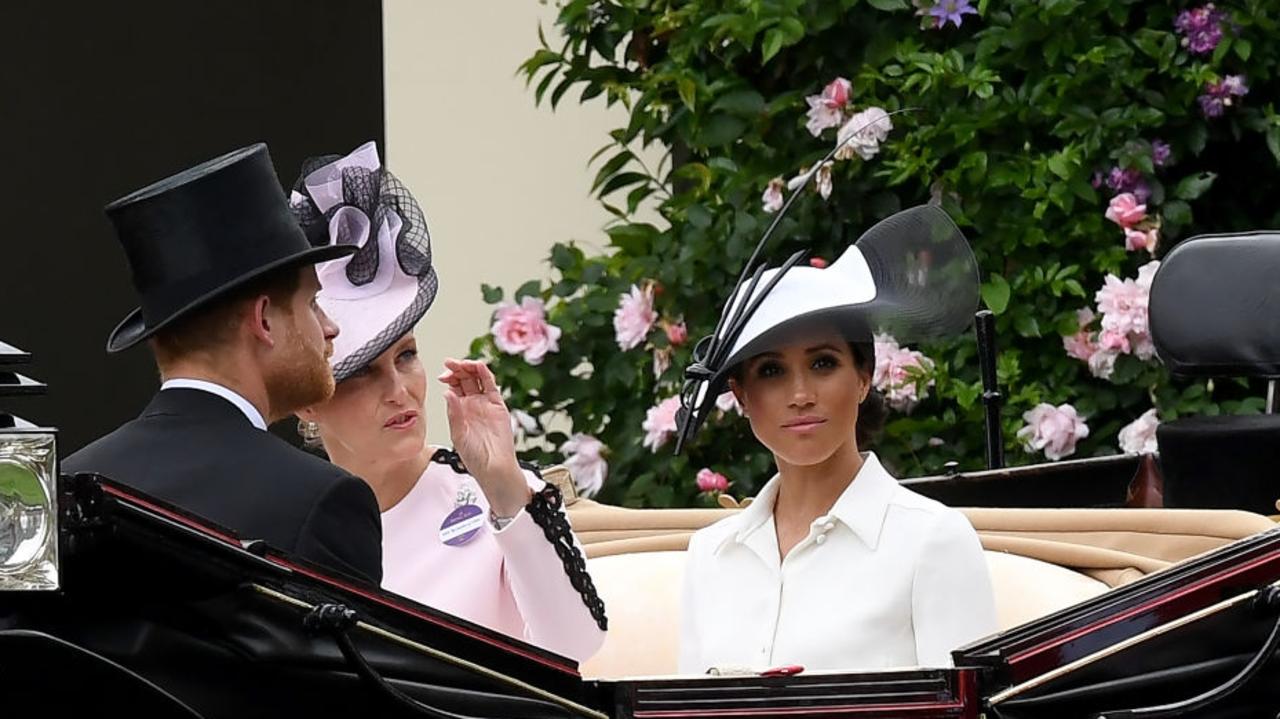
[438,359,531,517]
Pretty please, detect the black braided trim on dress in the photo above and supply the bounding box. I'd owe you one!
[430,448,607,631]
[430,448,544,478]
[526,484,608,631]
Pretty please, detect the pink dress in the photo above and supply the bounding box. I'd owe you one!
[379,451,605,662]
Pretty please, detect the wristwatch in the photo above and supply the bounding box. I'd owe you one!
[489,509,518,531]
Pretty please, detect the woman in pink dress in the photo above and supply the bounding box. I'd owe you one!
[290,142,605,662]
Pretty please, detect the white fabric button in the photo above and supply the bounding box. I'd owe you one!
[815,534,827,545]
[824,522,835,531]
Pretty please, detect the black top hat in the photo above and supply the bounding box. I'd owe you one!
[103,143,357,353]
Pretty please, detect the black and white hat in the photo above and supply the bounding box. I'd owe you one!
[674,201,980,452]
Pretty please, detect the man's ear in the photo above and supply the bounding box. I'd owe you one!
[247,294,276,348]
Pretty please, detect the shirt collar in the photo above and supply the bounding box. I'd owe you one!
[160,378,268,431]
[716,452,896,555]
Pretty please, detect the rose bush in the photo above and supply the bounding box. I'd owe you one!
[469,0,1280,507]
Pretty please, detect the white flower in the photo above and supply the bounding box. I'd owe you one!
[715,391,741,414]
[508,409,537,436]
[835,106,893,161]
[562,434,608,498]
[786,161,835,200]
[1118,408,1160,455]
[653,347,672,379]
[761,177,785,213]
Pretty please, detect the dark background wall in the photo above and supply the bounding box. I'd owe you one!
[1,1,384,451]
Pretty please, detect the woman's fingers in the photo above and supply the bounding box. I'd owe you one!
[440,359,496,397]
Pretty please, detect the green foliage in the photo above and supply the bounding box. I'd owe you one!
[479,0,1280,506]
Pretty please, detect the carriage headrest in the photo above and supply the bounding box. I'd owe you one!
[1150,231,1280,377]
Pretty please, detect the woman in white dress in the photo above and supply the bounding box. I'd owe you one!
[675,203,998,674]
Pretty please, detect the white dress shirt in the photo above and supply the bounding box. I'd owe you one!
[679,453,997,674]
[160,378,268,430]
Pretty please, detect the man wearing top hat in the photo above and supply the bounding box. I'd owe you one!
[63,143,383,584]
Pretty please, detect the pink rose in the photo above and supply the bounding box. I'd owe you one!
[664,320,688,347]
[804,77,852,136]
[1062,330,1097,362]
[1094,260,1160,365]
[491,297,561,365]
[696,468,731,493]
[642,395,682,451]
[761,177,785,213]
[1016,403,1090,461]
[809,257,829,269]
[1118,408,1159,455]
[562,434,608,497]
[1063,308,1098,361]
[1105,193,1147,229]
[614,284,657,351]
[1124,227,1159,254]
[872,334,934,412]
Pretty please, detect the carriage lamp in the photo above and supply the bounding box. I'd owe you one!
[0,431,58,591]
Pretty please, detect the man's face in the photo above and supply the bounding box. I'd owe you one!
[263,267,338,416]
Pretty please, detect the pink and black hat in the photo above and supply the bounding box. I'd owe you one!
[289,142,439,382]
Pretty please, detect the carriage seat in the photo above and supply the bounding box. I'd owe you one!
[564,496,1275,678]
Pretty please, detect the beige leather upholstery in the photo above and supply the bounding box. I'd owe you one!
[566,494,1276,679]
[578,548,1111,679]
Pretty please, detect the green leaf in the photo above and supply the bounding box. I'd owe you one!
[687,204,713,228]
[481,284,503,304]
[599,171,650,197]
[677,77,697,111]
[591,149,635,192]
[981,274,1011,314]
[1173,171,1217,200]
[1046,153,1072,180]
[1187,123,1208,156]
[517,364,545,391]
[1163,200,1192,227]
[761,29,785,64]
[514,280,542,302]
[1235,38,1252,61]
[867,0,908,9]
[1014,315,1041,338]
[550,243,580,271]
[710,89,765,117]
[1267,127,1280,165]
[697,114,748,147]
[606,223,658,254]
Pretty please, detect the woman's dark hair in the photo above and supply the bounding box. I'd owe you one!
[730,341,887,448]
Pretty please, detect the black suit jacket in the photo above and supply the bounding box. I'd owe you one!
[64,388,382,584]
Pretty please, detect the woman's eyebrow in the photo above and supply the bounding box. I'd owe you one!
[805,343,841,353]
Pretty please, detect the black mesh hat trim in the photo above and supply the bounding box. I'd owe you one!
[290,150,439,382]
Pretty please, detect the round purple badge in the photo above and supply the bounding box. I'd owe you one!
[439,504,485,546]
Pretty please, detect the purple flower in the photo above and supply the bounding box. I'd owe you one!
[1198,75,1249,118]
[1105,167,1152,203]
[1151,140,1172,168]
[1221,74,1249,96]
[1174,4,1226,55]
[1199,94,1225,118]
[926,0,977,28]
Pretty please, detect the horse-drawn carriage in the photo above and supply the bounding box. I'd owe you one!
[4,231,1280,718]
